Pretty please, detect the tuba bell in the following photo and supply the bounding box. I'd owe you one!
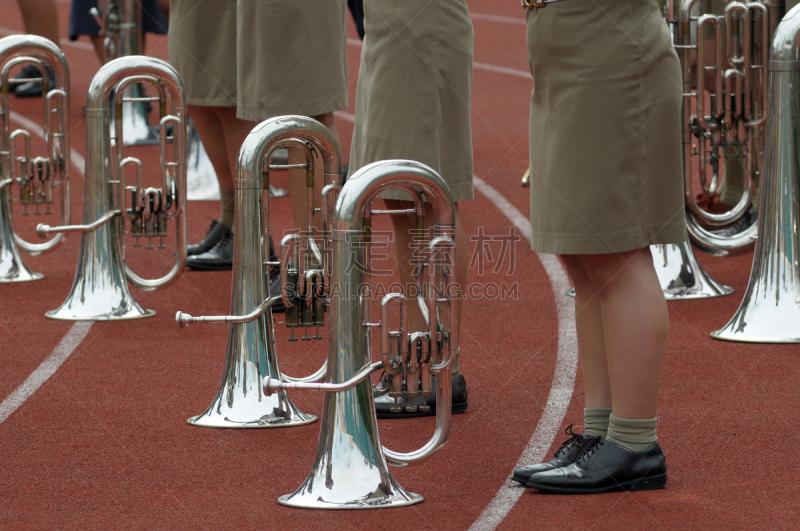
[712,4,800,342]
[0,35,70,282]
[37,56,187,320]
[264,159,458,508]
[175,115,342,428]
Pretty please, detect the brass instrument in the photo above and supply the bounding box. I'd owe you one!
[0,35,70,282]
[175,115,342,428]
[264,159,458,508]
[712,4,800,342]
[650,0,781,299]
[90,0,161,146]
[37,56,187,320]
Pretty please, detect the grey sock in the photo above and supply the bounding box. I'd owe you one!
[606,414,658,452]
[584,407,612,439]
[219,188,235,230]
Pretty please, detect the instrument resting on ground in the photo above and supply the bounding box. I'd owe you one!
[175,115,342,428]
[264,159,458,509]
[712,3,800,342]
[0,35,70,282]
[650,0,782,299]
[37,56,187,320]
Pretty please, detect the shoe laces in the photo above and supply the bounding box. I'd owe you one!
[210,228,233,252]
[204,219,221,237]
[576,435,603,464]
[552,424,583,458]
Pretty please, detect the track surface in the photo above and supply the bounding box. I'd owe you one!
[1,1,799,529]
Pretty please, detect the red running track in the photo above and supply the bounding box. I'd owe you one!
[0,0,798,528]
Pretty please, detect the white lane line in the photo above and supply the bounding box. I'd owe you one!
[0,28,96,51]
[0,113,93,425]
[0,322,92,424]
[473,62,531,80]
[10,110,86,173]
[470,176,578,531]
[346,39,531,80]
[334,110,355,124]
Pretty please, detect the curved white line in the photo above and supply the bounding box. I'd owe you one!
[472,62,531,80]
[0,28,96,52]
[334,110,355,124]
[9,110,86,173]
[0,322,92,424]
[470,176,578,531]
[0,113,93,424]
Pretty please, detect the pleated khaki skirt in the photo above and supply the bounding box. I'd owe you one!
[349,0,474,203]
[236,0,349,122]
[168,0,238,107]
[527,0,686,254]
[169,0,348,118]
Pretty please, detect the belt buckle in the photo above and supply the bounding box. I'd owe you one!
[522,0,547,8]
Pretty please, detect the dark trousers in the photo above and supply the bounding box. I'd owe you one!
[348,0,365,40]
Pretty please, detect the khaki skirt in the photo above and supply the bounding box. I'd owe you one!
[168,0,348,118]
[168,0,238,107]
[236,0,349,122]
[527,0,686,254]
[349,0,474,203]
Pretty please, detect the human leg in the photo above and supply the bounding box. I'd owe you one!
[17,0,60,43]
[524,248,668,493]
[577,248,668,421]
[185,106,255,268]
[14,0,60,97]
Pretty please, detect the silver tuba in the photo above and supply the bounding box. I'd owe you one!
[0,35,70,282]
[37,56,187,320]
[264,160,458,508]
[175,115,342,428]
[649,0,781,299]
[712,4,800,342]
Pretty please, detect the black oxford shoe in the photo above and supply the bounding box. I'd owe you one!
[526,439,667,494]
[373,373,468,418]
[13,65,55,98]
[188,220,230,256]
[511,425,594,485]
[187,228,234,270]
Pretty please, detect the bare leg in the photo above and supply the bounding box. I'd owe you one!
[573,248,669,419]
[187,105,235,191]
[17,0,60,43]
[559,255,612,409]
[215,106,257,184]
[90,36,105,64]
[158,0,170,19]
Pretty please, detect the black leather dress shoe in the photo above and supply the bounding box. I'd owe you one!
[188,220,230,256]
[187,228,233,270]
[526,439,667,494]
[511,425,594,485]
[14,65,55,98]
[373,373,468,418]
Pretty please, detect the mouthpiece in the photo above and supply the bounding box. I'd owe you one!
[36,224,52,239]
[263,377,284,395]
[175,311,192,328]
